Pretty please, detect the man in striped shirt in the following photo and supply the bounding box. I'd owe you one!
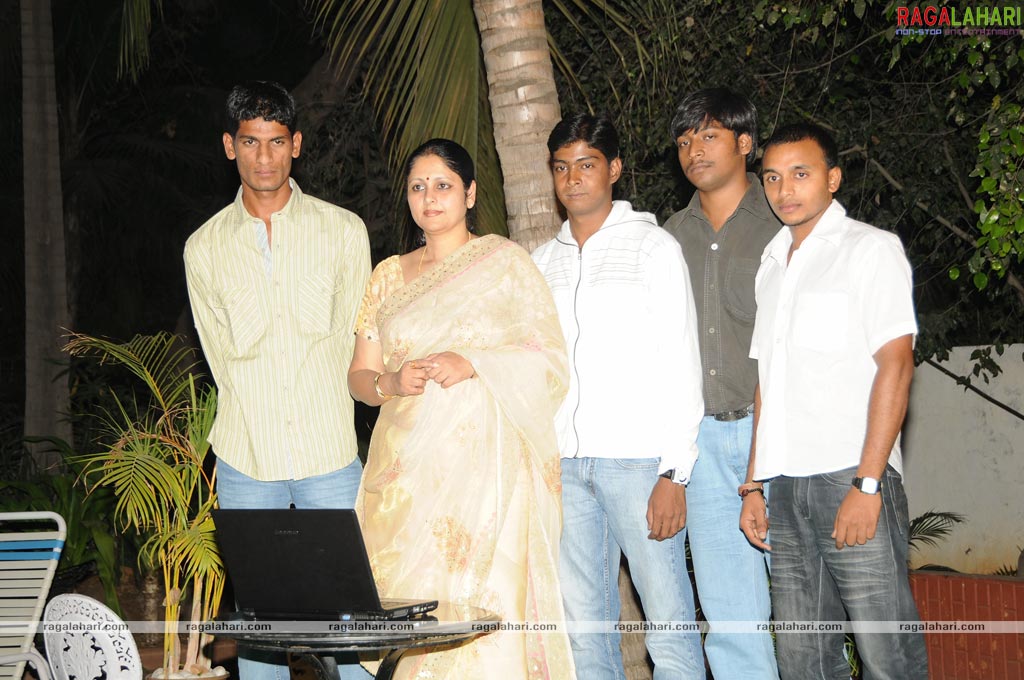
[184,81,371,680]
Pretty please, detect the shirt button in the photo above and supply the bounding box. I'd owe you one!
[710,243,719,251]
[709,369,717,376]
[708,327,715,334]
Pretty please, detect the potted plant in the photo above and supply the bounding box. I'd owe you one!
[65,332,226,678]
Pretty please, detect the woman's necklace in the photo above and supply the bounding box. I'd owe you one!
[417,246,427,276]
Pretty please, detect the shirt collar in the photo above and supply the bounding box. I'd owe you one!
[232,178,303,224]
[556,200,645,246]
[678,172,769,225]
[763,199,847,265]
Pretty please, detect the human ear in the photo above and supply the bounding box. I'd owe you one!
[609,157,623,184]
[466,180,477,209]
[827,166,842,193]
[737,133,753,156]
[222,133,236,160]
[291,131,303,158]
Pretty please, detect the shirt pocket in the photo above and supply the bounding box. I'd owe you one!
[723,257,759,323]
[298,274,338,336]
[220,287,266,357]
[791,292,848,353]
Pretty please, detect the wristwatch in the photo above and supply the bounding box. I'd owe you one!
[659,469,687,486]
[852,476,882,495]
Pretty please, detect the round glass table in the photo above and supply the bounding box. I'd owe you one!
[215,603,499,680]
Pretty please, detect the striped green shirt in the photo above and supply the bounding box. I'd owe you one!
[184,180,371,481]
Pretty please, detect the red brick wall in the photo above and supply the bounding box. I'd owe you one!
[909,570,1024,679]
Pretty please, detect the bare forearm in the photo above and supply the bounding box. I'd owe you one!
[858,335,914,478]
[744,383,762,483]
[349,368,390,407]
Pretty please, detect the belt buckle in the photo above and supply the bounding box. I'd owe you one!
[714,406,750,422]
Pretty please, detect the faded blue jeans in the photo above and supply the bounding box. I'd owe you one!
[687,413,779,679]
[217,457,370,680]
[768,465,928,680]
[559,457,705,680]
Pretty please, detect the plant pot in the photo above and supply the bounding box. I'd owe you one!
[139,638,237,679]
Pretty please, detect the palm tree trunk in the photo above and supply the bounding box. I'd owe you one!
[21,0,70,471]
[473,0,562,252]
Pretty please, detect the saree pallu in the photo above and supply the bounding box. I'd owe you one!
[355,235,575,679]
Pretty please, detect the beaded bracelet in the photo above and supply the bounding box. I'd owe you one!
[738,482,765,498]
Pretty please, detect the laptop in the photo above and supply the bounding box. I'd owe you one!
[212,508,438,621]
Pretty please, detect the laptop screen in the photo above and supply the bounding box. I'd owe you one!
[212,509,385,618]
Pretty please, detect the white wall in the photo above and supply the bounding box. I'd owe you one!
[902,344,1024,574]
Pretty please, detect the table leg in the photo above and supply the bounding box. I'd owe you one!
[373,649,406,680]
[300,653,341,680]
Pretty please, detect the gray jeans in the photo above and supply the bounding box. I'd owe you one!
[768,465,929,680]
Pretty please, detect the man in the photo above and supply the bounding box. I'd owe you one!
[532,113,705,680]
[184,81,371,680]
[662,88,781,679]
[740,122,928,679]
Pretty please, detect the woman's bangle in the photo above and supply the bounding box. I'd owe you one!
[373,372,393,400]
[738,482,764,498]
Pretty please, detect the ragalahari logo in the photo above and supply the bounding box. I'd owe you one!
[895,5,1023,36]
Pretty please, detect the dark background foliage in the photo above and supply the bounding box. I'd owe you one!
[2,0,1021,460]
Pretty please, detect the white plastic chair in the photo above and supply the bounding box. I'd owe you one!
[0,511,66,680]
[43,594,142,680]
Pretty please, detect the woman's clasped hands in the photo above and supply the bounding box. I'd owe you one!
[384,351,475,396]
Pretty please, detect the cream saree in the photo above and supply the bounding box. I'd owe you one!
[354,234,575,679]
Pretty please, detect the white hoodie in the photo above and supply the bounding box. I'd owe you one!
[532,201,704,481]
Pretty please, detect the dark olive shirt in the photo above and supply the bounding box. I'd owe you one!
[663,174,781,415]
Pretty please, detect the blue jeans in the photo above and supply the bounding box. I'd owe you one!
[217,457,369,680]
[559,457,705,680]
[687,414,779,679]
[768,465,928,680]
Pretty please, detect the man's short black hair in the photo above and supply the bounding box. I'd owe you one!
[225,81,298,135]
[547,113,620,162]
[764,122,839,169]
[670,88,758,164]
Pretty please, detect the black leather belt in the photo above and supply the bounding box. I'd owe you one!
[713,405,753,422]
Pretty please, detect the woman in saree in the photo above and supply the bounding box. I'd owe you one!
[348,139,575,679]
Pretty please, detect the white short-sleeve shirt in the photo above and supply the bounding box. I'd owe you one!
[749,200,917,480]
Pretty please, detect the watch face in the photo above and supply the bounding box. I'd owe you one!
[855,477,881,494]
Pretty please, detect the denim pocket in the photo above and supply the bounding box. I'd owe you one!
[819,465,858,488]
[613,457,660,471]
[884,468,910,539]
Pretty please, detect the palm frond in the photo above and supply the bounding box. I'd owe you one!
[118,0,163,82]
[546,0,650,111]
[160,514,222,584]
[310,0,507,237]
[65,331,202,412]
[909,510,966,550]
[66,332,222,673]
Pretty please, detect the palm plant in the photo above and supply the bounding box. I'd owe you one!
[64,331,223,677]
[309,0,511,242]
[909,510,967,560]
